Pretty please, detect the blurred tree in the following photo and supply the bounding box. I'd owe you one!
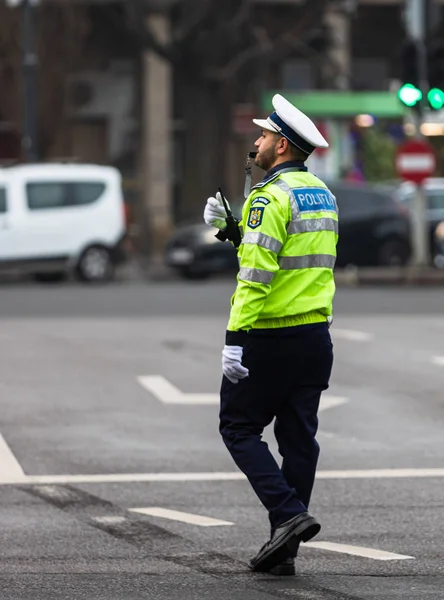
[126,0,335,220]
[361,128,397,182]
[0,3,90,160]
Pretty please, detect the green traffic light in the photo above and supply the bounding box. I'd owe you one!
[428,88,444,110]
[398,83,423,107]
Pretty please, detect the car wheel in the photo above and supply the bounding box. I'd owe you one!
[32,272,67,283]
[378,239,410,266]
[76,245,114,283]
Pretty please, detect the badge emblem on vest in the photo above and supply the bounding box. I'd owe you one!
[248,206,264,229]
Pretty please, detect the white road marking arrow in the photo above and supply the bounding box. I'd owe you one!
[137,375,348,412]
[137,375,218,405]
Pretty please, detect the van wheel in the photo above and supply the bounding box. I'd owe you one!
[76,245,114,283]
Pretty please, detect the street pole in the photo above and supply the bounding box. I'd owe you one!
[323,1,354,178]
[142,11,173,277]
[323,1,352,91]
[405,0,430,266]
[21,0,38,162]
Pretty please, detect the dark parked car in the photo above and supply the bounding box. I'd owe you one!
[331,181,411,268]
[165,182,412,279]
[165,221,239,279]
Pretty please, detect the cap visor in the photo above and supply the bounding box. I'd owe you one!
[253,118,279,133]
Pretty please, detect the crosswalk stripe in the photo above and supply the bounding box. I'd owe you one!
[130,507,233,527]
[305,541,414,561]
[93,516,127,525]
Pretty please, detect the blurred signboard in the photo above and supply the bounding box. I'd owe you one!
[395,139,437,184]
[262,91,406,118]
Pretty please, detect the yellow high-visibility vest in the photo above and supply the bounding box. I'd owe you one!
[227,167,338,333]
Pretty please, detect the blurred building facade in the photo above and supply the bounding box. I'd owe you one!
[0,0,443,237]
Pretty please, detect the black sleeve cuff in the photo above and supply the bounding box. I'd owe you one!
[225,329,249,347]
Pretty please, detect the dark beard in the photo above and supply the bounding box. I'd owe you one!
[255,145,277,172]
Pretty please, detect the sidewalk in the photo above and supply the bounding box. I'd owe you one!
[334,266,444,286]
[119,260,444,286]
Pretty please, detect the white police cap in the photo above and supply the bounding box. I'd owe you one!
[253,94,329,155]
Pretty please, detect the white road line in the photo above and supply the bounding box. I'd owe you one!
[0,434,25,481]
[138,375,348,413]
[2,467,444,486]
[0,472,247,486]
[130,507,233,527]
[317,468,444,479]
[332,329,374,342]
[432,356,444,366]
[305,541,414,561]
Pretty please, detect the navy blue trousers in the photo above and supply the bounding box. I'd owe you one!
[219,323,333,532]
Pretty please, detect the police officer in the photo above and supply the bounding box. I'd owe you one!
[203,94,338,576]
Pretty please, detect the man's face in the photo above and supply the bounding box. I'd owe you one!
[254,130,280,171]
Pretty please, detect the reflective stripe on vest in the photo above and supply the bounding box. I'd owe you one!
[288,217,338,235]
[238,267,274,284]
[279,254,336,270]
[239,253,336,284]
[243,232,283,254]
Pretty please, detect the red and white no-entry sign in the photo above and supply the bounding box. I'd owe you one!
[395,139,437,185]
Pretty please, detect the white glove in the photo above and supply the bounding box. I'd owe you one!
[203,191,230,230]
[222,344,249,384]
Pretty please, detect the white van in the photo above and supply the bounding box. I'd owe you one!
[0,163,127,283]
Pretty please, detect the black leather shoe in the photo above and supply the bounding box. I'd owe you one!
[268,556,295,576]
[248,511,320,573]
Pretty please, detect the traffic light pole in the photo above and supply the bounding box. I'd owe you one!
[405,0,430,267]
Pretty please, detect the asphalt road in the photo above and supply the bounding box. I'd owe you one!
[1,278,444,599]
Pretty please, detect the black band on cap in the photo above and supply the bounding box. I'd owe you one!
[269,112,315,155]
